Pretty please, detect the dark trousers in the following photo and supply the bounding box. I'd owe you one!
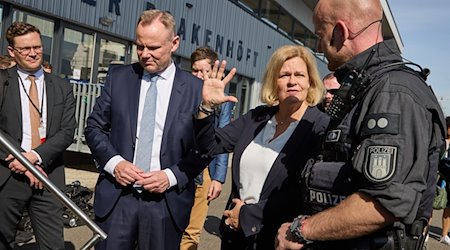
[0,174,64,250]
[95,189,182,250]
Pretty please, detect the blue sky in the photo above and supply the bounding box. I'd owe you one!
[388,1,450,115]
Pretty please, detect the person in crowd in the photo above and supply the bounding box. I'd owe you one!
[275,0,445,249]
[84,10,210,250]
[439,116,450,245]
[42,60,52,73]
[321,72,340,111]
[194,45,329,249]
[180,47,234,250]
[0,21,76,250]
[0,55,16,69]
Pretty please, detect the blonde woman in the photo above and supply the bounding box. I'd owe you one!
[194,45,328,249]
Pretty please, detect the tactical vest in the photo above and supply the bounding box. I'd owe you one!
[299,64,444,250]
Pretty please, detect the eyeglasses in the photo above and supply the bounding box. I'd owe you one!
[11,45,43,56]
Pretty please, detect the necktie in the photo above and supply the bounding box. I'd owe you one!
[135,74,158,173]
[28,75,41,149]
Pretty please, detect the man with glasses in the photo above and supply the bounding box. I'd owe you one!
[321,73,340,112]
[276,0,445,249]
[0,22,76,249]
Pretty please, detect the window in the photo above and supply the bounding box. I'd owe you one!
[260,1,279,27]
[0,5,3,36]
[304,32,318,52]
[131,44,139,64]
[293,20,307,45]
[61,28,94,82]
[278,10,294,37]
[238,0,260,14]
[98,39,125,84]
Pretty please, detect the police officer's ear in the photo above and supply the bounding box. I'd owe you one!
[330,21,348,48]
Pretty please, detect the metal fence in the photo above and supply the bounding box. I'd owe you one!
[67,82,103,153]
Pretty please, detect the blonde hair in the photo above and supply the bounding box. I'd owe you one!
[137,10,176,38]
[260,45,324,106]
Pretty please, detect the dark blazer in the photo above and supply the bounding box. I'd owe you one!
[0,67,76,188]
[85,63,210,230]
[195,105,329,249]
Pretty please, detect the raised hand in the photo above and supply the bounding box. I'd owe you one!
[201,60,238,108]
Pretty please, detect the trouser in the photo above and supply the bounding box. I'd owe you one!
[0,173,64,250]
[95,189,182,250]
[180,169,211,250]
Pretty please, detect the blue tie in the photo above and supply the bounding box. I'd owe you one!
[135,74,158,173]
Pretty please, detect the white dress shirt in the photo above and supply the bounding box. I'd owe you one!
[239,116,298,204]
[17,67,46,163]
[104,62,177,187]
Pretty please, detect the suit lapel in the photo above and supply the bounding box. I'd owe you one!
[129,65,143,144]
[161,68,184,144]
[44,73,54,133]
[6,68,23,132]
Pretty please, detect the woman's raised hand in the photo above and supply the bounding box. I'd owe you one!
[202,60,238,108]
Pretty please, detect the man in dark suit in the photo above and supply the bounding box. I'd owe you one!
[0,22,76,250]
[85,10,209,250]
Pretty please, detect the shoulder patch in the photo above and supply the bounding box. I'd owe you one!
[363,146,397,183]
[325,129,341,142]
[361,113,399,137]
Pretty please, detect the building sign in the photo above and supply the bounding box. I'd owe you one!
[177,18,259,68]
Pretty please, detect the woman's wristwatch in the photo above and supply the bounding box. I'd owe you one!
[289,215,313,244]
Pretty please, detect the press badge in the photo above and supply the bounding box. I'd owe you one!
[39,121,46,143]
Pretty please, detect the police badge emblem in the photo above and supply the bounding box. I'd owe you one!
[363,146,397,182]
[325,130,341,142]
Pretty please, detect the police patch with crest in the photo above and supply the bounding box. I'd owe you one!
[363,146,397,183]
[325,130,341,142]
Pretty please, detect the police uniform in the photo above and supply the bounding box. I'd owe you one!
[301,39,446,249]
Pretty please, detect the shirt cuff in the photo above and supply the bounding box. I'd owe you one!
[104,155,125,177]
[31,150,42,165]
[163,168,177,188]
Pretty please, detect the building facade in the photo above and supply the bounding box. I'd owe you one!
[0,0,402,152]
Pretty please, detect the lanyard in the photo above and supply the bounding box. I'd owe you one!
[18,76,45,119]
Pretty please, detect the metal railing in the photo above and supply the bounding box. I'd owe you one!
[0,131,107,249]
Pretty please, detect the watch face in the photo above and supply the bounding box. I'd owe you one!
[289,217,300,233]
[289,215,312,244]
[289,216,304,243]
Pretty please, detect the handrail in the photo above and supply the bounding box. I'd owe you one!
[0,131,107,249]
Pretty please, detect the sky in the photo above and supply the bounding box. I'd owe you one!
[388,1,450,115]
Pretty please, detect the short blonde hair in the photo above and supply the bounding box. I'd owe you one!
[137,10,176,38]
[260,45,324,106]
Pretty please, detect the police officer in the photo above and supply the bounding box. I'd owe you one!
[275,0,446,249]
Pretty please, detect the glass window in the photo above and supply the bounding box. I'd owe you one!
[261,1,279,27]
[61,28,94,82]
[131,44,139,64]
[13,10,54,63]
[98,38,125,84]
[293,20,307,45]
[238,0,260,14]
[304,31,318,52]
[278,10,293,37]
[0,5,3,36]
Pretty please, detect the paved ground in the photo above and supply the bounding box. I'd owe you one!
[14,152,450,249]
